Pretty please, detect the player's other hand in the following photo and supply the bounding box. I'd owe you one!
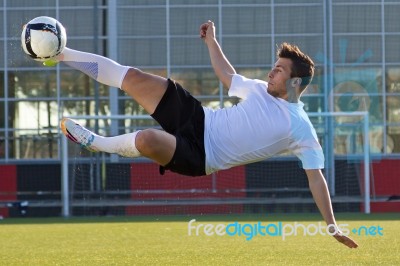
[333,231,359,248]
[200,20,215,42]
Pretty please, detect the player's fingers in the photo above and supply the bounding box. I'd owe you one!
[200,30,205,38]
[346,238,359,248]
[334,234,358,248]
[199,23,208,38]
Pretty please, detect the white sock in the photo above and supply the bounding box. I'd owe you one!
[59,47,130,89]
[92,131,141,158]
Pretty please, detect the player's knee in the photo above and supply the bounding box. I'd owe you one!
[123,67,145,85]
[135,129,161,156]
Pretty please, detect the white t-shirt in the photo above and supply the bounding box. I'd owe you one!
[203,74,324,175]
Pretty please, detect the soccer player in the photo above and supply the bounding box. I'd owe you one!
[57,21,358,248]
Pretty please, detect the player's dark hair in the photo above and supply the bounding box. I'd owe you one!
[277,42,314,92]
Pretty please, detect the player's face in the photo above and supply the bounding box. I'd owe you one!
[267,58,293,99]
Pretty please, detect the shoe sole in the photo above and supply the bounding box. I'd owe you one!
[60,118,79,143]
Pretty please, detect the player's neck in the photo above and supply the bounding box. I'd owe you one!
[285,90,300,103]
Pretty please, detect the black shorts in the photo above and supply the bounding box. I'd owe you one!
[151,79,206,176]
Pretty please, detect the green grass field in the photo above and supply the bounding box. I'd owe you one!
[0,213,399,265]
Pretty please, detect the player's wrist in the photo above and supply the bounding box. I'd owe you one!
[205,37,218,46]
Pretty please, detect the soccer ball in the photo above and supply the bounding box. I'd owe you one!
[21,16,67,61]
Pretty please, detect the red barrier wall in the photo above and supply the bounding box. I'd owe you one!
[0,165,17,218]
[127,163,246,215]
[369,159,400,212]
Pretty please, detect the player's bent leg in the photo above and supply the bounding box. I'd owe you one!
[60,118,141,157]
[134,128,176,166]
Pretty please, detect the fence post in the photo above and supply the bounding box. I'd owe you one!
[61,135,70,217]
[363,113,370,214]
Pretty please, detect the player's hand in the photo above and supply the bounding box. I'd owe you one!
[332,231,359,248]
[200,20,215,43]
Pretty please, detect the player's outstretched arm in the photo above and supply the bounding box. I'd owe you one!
[200,20,236,88]
[305,169,359,248]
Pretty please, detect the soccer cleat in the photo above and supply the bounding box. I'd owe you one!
[60,118,99,152]
[43,58,59,67]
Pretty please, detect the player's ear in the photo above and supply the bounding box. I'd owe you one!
[290,77,302,88]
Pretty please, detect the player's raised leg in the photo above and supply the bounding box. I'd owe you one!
[121,68,169,115]
[57,47,168,115]
[56,48,179,166]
